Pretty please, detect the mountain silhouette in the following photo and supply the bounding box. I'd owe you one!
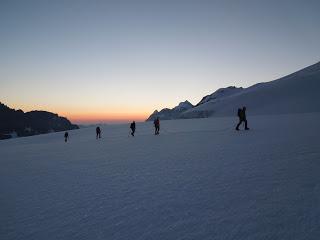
[147,61,320,120]
[0,103,79,140]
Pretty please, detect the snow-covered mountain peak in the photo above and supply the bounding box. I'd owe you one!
[147,61,320,121]
[196,86,244,106]
[146,100,194,121]
[174,100,193,111]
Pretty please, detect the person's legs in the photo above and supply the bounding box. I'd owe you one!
[236,119,243,130]
[245,120,249,130]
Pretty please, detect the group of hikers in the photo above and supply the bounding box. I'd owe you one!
[64,120,140,142]
[64,107,249,142]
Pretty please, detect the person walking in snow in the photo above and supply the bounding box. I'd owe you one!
[64,131,69,142]
[154,117,160,135]
[96,126,101,139]
[153,119,157,135]
[130,121,136,136]
[236,106,249,131]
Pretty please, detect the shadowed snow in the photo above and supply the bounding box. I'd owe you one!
[1,113,320,240]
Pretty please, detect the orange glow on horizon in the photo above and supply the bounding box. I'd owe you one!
[6,102,152,124]
[65,112,148,124]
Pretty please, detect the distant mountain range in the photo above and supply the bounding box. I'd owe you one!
[147,61,320,121]
[0,103,79,140]
[146,100,193,121]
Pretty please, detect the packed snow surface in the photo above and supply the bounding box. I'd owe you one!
[1,113,320,240]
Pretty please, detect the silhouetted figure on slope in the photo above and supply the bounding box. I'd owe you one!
[64,132,69,142]
[236,107,249,131]
[96,126,101,139]
[154,117,160,135]
[130,121,136,136]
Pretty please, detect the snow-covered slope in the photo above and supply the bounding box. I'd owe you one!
[146,61,320,120]
[146,100,193,121]
[173,100,194,111]
[182,61,320,118]
[195,86,243,106]
[1,113,320,240]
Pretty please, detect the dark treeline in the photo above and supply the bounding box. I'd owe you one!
[0,102,78,140]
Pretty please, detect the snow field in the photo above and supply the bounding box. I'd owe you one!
[1,113,320,240]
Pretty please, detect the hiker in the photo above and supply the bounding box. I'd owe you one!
[96,126,101,139]
[130,121,136,136]
[64,132,69,142]
[154,117,160,135]
[236,106,249,131]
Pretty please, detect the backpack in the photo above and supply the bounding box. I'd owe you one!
[237,108,242,117]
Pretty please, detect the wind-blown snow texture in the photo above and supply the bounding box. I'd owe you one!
[1,113,320,240]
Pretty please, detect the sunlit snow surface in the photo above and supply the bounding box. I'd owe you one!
[1,113,320,240]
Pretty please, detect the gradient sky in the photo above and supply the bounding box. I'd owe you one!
[1,0,319,123]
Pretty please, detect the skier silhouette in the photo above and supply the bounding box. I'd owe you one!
[130,121,136,136]
[154,117,160,135]
[64,132,69,142]
[236,106,249,131]
[96,126,101,139]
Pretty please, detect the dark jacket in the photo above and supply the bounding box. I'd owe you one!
[154,119,160,127]
[237,108,242,118]
[239,108,246,120]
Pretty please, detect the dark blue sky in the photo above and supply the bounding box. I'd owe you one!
[1,0,319,122]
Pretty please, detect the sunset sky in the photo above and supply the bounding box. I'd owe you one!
[1,0,319,123]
